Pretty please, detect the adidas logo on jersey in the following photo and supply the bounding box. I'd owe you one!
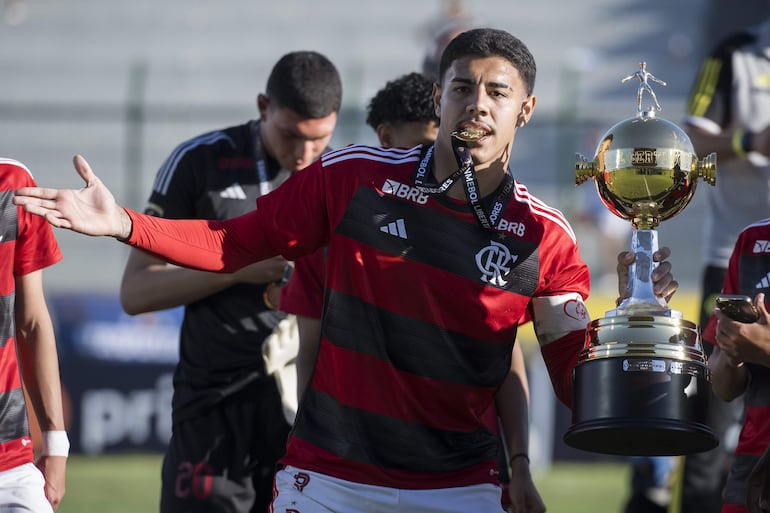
[753,240,770,253]
[379,219,408,239]
[755,272,770,290]
[381,179,429,205]
[219,184,247,200]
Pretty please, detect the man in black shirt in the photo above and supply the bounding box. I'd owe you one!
[119,51,341,513]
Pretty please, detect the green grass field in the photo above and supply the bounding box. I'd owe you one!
[56,454,633,513]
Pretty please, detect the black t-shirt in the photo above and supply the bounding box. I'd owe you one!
[145,120,287,421]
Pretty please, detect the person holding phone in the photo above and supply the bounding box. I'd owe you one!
[677,15,770,512]
[703,218,770,513]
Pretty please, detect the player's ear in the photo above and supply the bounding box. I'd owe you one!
[257,94,270,120]
[376,124,393,147]
[516,95,536,127]
[432,83,442,118]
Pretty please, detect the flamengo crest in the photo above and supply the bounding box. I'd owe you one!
[476,241,517,287]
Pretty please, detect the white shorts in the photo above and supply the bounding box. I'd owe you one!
[0,462,54,513]
[271,466,503,513]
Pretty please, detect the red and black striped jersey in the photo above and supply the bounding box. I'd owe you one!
[126,143,590,489]
[0,158,62,472]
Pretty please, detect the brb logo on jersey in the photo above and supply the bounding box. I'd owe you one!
[381,179,429,205]
[497,218,526,237]
[476,240,517,287]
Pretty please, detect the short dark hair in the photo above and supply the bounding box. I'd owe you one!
[365,72,438,130]
[265,51,342,118]
[438,28,536,96]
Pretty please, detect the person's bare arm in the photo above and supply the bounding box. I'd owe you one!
[496,343,530,459]
[496,342,545,513]
[686,124,770,160]
[120,247,288,314]
[15,270,67,510]
[686,125,743,160]
[709,345,749,402]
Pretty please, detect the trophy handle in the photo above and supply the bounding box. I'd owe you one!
[697,152,717,186]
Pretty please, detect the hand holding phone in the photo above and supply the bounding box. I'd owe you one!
[715,294,760,323]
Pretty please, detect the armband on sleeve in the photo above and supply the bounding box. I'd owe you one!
[531,293,590,344]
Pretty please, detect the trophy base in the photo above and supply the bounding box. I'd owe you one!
[564,417,717,456]
[564,316,718,456]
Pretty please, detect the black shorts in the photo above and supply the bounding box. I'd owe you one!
[160,377,292,513]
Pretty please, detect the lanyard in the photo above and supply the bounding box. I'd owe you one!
[412,138,515,231]
[249,120,273,196]
[413,145,464,194]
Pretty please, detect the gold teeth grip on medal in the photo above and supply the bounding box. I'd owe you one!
[452,127,485,142]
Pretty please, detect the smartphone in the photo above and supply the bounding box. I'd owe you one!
[715,294,760,323]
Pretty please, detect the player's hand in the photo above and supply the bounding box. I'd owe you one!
[36,455,66,510]
[716,293,770,367]
[231,257,290,285]
[13,154,132,238]
[506,462,546,513]
[617,246,678,302]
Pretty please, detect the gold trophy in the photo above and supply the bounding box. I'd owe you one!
[564,63,719,455]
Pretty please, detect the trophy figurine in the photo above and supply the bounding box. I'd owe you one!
[564,63,719,456]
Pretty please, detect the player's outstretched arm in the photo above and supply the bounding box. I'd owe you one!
[13,155,132,239]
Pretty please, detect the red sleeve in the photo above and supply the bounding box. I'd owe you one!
[125,159,333,272]
[539,329,585,407]
[126,208,277,272]
[16,206,62,276]
[281,247,325,318]
[8,162,62,276]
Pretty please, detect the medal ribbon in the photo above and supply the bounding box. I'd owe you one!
[412,138,515,231]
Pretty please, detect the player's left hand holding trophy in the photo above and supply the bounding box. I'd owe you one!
[565,63,719,456]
